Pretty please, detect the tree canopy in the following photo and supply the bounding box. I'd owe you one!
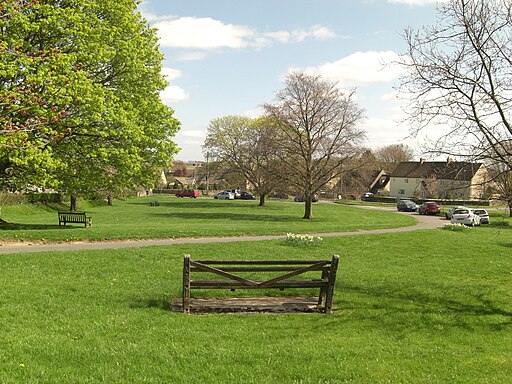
[203,115,284,206]
[264,72,365,219]
[0,0,180,198]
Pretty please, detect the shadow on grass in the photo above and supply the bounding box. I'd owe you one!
[498,242,512,248]
[0,222,63,230]
[128,199,287,210]
[131,297,173,311]
[338,283,512,329]
[150,211,298,222]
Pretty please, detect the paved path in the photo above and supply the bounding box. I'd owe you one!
[0,207,445,254]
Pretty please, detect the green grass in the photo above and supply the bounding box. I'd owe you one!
[0,196,415,243]
[1,226,511,383]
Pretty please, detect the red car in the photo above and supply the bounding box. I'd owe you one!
[418,201,441,215]
[175,189,199,198]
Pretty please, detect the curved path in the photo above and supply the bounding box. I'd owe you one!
[0,207,445,254]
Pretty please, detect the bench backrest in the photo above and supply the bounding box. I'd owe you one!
[58,211,86,218]
[182,254,339,313]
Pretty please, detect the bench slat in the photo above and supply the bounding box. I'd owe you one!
[190,266,329,272]
[190,279,328,289]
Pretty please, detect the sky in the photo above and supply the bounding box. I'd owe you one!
[138,0,446,162]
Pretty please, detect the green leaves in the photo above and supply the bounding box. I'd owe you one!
[0,0,180,194]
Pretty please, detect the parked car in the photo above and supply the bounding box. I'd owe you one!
[445,206,467,220]
[175,189,199,198]
[294,194,319,202]
[268,191,289,199]
[225,189,241,199]
[418,201,441,215]
[238,191,255,200]
[396,199,418,212]
[473,208,490,224]
[361,192,373,199]
[214,191,234,200]
[450,208,481,226]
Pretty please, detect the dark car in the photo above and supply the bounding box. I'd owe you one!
[418,201,441,215]
[238,191,255,200]
[397,199,418,212]
[175,189,199,198]
[294,194,319,202]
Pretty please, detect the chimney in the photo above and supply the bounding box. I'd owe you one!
[420,158,426,164]
[447,156,454,163]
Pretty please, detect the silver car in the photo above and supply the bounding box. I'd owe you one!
[445,206,467,220]
[450,208,481,226]
[214,191,234,200]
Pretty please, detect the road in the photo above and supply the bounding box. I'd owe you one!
[0,207,445,254]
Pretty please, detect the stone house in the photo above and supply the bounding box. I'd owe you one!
[389,158,490,199]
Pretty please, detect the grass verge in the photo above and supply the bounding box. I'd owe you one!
[1,226,511,383]
[0,196,415,243]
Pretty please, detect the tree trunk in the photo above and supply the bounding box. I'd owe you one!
[303,197,313,220]
[107,194,113,206]
[70,195,77,212]
[258,194,266,207]
[508,201,512,217]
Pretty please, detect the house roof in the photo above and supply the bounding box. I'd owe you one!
[391,161,482,181]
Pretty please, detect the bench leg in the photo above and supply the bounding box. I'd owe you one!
[318,269,328,307]
[324,255,339,314]
[183,254,191,313]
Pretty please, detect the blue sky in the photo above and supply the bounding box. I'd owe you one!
[138,0,445,161]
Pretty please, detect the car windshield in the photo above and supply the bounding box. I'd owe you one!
[454,209,469,214]
[474,209,487,215]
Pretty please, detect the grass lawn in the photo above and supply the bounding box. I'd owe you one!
[1,225,511,383]
[0,196,415,243]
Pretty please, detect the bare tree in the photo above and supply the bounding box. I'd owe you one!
[264,72,365,219]
[374,144,414,172]
[399,0,512,172]
[203,115,283,206]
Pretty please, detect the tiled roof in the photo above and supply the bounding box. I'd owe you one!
[390,161,482,181]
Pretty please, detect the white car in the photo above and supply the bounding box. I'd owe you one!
[450,208,481,226]
[473,208,490,224]
[445,206,467,219]
[214,191,234,200]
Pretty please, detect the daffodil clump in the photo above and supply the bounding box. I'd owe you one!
[442,223,471,231]
[284,233,323,246]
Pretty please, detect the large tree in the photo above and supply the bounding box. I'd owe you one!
[0,0,179,208]
[374,144,414,173]
[264,72,365,219]
[399,0,512,172]
[203,115,284,206]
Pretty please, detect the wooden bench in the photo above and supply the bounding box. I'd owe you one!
[182,254,339,314]
[58,211,92,227]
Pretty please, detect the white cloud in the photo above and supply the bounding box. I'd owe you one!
[153,16,337,52]
[160,85,189,104]
[155,17,254,49]
[304,50,403,87]
[159,67,189,104]
[162,67,182,81]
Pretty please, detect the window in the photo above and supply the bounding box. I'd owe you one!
[399,189,405,195]
[405,179,408,183]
